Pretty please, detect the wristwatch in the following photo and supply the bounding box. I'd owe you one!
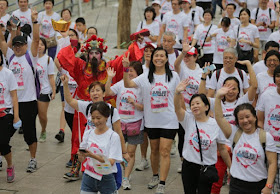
[266,183,273,189]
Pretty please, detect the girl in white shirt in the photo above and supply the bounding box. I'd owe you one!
[105,61,144,190]
[78,101,122,194]
[37,38,56,143]
[123,47,180,193]
[215,86,277,194]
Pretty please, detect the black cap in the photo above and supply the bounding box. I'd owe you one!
[12,36,27,46]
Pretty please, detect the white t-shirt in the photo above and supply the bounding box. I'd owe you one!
[160,0,172,15]
[193,24,218,54]
[245,0,259,12]
[162,11,189,48]
[209,68,249,92]
[258,88,280,152]
[142,64,149,73]
[136,20,160,43]
[132,71,180,129]
[0,13,10,27]
[180,111,227,165]
[12,9,32,27]
[256,71,276,96]
[38,11,60,38]
[110,80,144,123]
[78,101,120,131]
[253,60,267,76]
[154,14,162,29]
[209,93,252,125]
[234,24,260,51]
[229,126,276,182]
[251,8,276,41]
[191,7,204,23]
[224,0,245,17]
[219,17,241,31]
[267,30,280,51]
[168,50,181,71]
[183,10,200,36]
[80,128,122,180]
[0,67,18,111]
[179,63,203,108]
[62,69,78,114]
[7,48,37,102]
[36,55,55,94]
[212,28,236,64]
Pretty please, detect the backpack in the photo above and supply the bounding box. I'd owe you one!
[215,68,244,82]
[86,103,115,129]
[255,8,273,32]
[9,52,41,99]
[232,128,267,164]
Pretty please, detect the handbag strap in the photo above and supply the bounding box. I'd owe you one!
[195,121,203,162]
[237,25,240,39]
[201,24,212,48]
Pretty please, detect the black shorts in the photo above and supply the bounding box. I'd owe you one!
[38,93,52,102]
[145,127,178,140]
[0,114,13,155]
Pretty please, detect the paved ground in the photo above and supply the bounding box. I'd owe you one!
[0,0,229,193]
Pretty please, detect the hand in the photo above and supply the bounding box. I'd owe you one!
[157,40,162,47]
[175,79,190,94]
[10,17,18,28]
[222,10,226,17]
[210,33,217,38]
[122,52,130,68]
[238,38,250,45]
[59,30,69,38]
[31,8,38,22]
[51,93,55,100]
[203,62,211,76]
[182,42,191,54]
[226,36,232,43]
[237,60,251,66]
[77,151,86,162]
[123,153,130,162]
[106,67,116,78]
[137,35,144,44]
[127,96,135,105]
[13,116,20,124]
[216,84,234,99]
[60,74,69,85]
[261,186,272,194]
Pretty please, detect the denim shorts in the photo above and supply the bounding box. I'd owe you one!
[80,173,117,194]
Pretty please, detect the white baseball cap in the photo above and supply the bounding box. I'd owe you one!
[152,0,161,6]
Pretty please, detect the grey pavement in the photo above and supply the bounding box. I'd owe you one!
[0,0,229,193]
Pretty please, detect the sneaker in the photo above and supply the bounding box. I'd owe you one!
[135,158,149,171]
[63,171,80,181]
[26,159,37,173]
[177,166,182,173]
[63,155,80,181]
[148,176,159,189]
[170,140,176,155]
[66,160,73,168]
[7,166,15,183]
[55,130,65,142]
[155,184,165,194]
[122,178,131,190]
[39,131,46,143]
[18,127,23,134]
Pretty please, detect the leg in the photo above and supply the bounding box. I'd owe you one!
[182,160,200,194]
[29,142,37,159]
[212,0,217,17]
[60,102,66,130]
[211,155,228,194]
[178,124,185,172]
[150,138,160,175]
[159,137,173,181]
[124,144,137,178]
[140,131,149,159]
[37,100,50,133]
[65,111,74,131]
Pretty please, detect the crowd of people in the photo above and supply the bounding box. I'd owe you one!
[1,0,280,193]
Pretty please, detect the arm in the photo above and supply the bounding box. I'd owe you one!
[112,120,130,162]
[217,143,231,168]
[174,79,190,122]
[207,89,215,98]
[31,8,40,58]
[205,33,217,42]
[183,27,188,43]
[257,110,265,129]
[174,43,192,74]
[105,67,117,97]
[149,35,158,42]
[222,0,226,10]
[191,38,198,47]
[198,62,211,94]
[10,90,20,124]
[48,75,56,100]
[54,58,62,72]
[127,96,144,111]
[157,24,166,47]
[214,86,233,138]
[61,74,79,111]
[122,53,138,88]
[261,151,277,194]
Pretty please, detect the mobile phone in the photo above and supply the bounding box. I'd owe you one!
[79,148,87,153]
[9,16,20,27]
[123,158,128,167]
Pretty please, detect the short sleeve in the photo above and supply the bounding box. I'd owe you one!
[110,81,121,95]
[209,97,215,113]
[108,132,122,162]
[256,93,265,111]
[217,128,228,144]
[80,129,91,148]
[38,12,43,24]
[153,22,160,36]
[251,9,257,20]
[47,57,55,75]
[242,70,249,89]
[162,12,168,25]
[132,73,146,89]
[193,25,200,40]
[182,15,189,27]
[78,100,91,116]
[112,107,120,123]
[265,132,276,153]
[136,21,142,32]
[6,48,14,64]
[271,9,277,22]
[8,71,18,91]
[194,12,200,25]
[253,25,260,38]
[208,71,218,90]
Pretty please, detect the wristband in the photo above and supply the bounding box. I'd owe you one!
[266,183,273,189]
[33,21,38,24]
[123,67,129,72]
[201,77,206,81]
[122,152,127,154]
[12,27,17,31]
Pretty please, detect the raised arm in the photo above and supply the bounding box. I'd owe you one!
[123,52,138,88]
[174,43,192,74]
[31,8,40,58]
[174,79,190,122]
[61,74,79,111]
[257,110,265,129]
[105,67,117,97]
[157,24,166,47]
[198,62,211,94]
[237,60,258,101]
[214,85,234,138]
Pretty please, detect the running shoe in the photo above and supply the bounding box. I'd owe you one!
[148,176,159,189]
[26,159,37,173]
[63,155,80,181]
[122,178,131,190]
[135,158,149,171]
[18,127,23,134]
[55,130,65,142]
[7,166,15,183]
[155,184,165,194]
[170,140,177,155]
[39,131,46,143]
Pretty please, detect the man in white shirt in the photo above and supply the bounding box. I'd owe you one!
[207,48,249,97]
[12,0,32,28]
[222,0,246,18]
[0,0,10,29]
[254,40,279,76]
[157,0,189,49]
